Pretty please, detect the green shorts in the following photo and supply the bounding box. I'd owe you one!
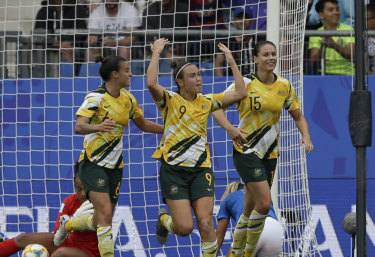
[159,162,215,202]
[79,160,123,204]
[233,151,277,187]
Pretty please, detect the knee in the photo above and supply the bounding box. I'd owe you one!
[95,206,113,225]
[256,200,272,215]
[175,223,194,237]
[197,217,213,234]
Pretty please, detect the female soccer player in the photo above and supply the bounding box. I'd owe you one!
[146,38,247,257]
[212,40,313,257]
[0,164,98,257]
[53,55,164,257]
[216,182,282,257]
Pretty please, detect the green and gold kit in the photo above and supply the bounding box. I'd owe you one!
[76,84,143,169]
[227,73,300,159]
[152,88,225,168]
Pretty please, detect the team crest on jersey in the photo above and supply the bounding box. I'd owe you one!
[253,168,262,177]
[97,178,106,187]
[125,104,130,108]
[202,105,208,109]
[278,91,285,96]
[170,185,179,194]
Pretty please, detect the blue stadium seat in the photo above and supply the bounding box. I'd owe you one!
[200,61,214,77]
[159,59,171,76]
[131,60,148,75]
[78,63,101,77]
[60,63,74,77]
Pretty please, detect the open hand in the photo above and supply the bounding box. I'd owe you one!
[99,118,116,132]
[151,38,170,55]
[218,43,235,66]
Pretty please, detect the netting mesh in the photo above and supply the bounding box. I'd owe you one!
[0,0,320,256]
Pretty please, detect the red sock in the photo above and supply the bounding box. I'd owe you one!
[0,238,20,257]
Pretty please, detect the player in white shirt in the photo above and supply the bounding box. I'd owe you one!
[88,0,141,61]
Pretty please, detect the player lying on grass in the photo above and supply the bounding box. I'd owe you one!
[0,163,99,257]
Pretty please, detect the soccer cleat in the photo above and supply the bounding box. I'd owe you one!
[53,214,70,246]
[155,208,169,245]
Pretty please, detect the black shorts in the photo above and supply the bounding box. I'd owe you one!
[79,160,123,204]
[233,151,277,187]
[159,162,215,202]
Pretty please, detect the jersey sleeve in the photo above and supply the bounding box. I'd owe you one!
[128,92,144,120]
[224,82,236,92]
[75,92,102,118]
[284,82,300,111]
[154,88,170,110]
[217,198,231,221]
[204,92,225,112]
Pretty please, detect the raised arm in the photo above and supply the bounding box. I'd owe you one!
[218,43,247,108]
[289,109,314,153]
[146,38,170,102]
[132,116,164,134]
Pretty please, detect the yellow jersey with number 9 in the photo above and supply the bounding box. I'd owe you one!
[152,88,225,168]
[226,73,300,159]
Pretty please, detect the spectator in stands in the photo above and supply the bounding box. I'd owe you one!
[189,0,226,75]
[87,0,141,61]
[216,6,256,76]
[34,0,88,63]
[82,0,100,13]
[307,0,354,29]
[308,0,355,75]
[142,0,189,58]
[367,4,375,74]
[221,0,267,30]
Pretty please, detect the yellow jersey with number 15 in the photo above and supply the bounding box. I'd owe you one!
[226,73,300,159]
[152,88,225,168]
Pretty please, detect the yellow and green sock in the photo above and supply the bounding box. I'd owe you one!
[97,225,114,257]
[230,213,249,257]
[201,239,217,257]
[160,213,175,234]
[244,210,267,257]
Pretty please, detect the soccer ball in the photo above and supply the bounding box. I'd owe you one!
[22,244,49,257]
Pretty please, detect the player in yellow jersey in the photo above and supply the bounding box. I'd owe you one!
[212,41,314,257]
[53,55,164,257]
[147,38,247,257]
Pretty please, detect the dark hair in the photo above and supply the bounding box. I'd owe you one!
[315,0,338,13]
[253,40,277,56]
[368,4,375,17]
[170,60,194,92]
[95,55,127,81]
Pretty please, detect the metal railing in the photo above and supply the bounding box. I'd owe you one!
[0,29,369,78]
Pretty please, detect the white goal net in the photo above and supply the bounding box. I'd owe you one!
[0,0,321,256]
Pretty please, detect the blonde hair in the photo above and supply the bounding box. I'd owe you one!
[220,182,244,201]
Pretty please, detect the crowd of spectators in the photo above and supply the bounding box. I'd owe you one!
[31,0,373,76]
